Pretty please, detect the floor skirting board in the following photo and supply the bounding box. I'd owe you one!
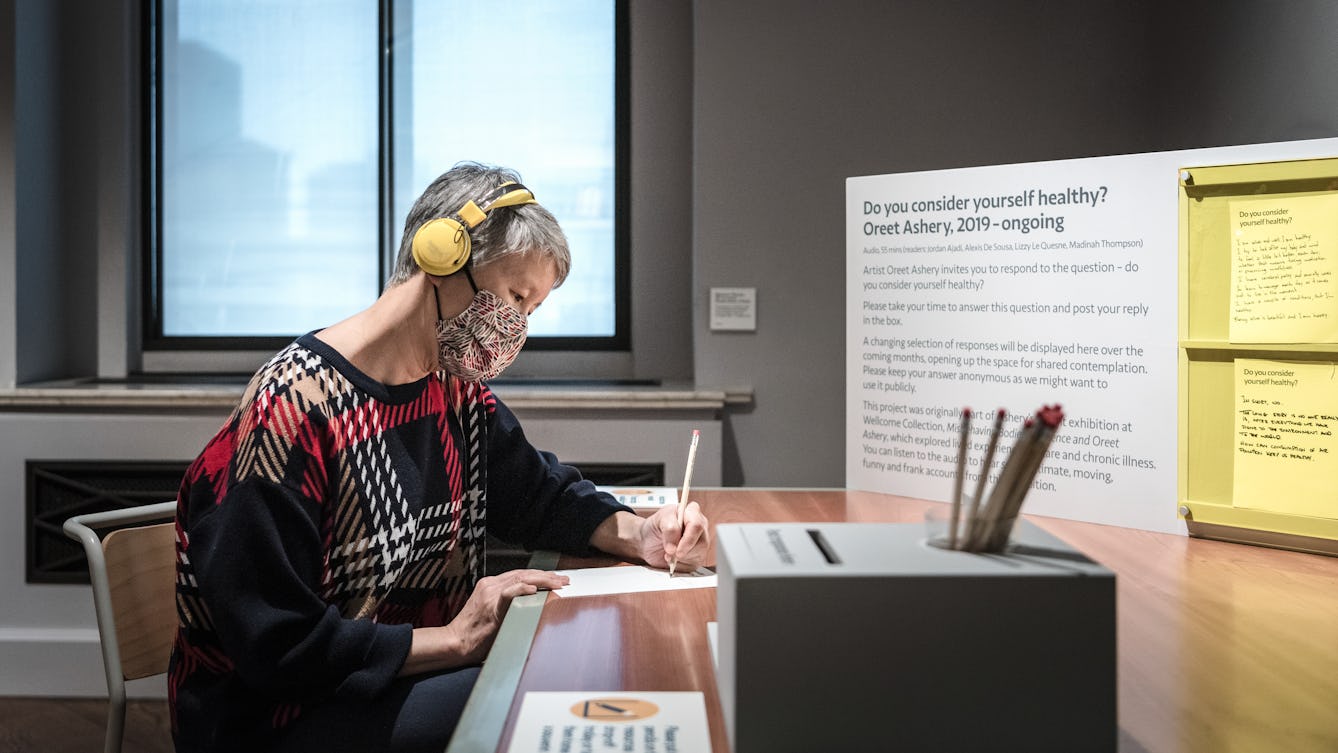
[0,628,167,698]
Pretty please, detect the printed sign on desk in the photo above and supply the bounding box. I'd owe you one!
[595,486,679,510]
[506,691,711,753]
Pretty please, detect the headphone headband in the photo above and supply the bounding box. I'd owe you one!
[456,182,536,229]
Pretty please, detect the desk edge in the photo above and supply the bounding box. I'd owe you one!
[444,550,559,753]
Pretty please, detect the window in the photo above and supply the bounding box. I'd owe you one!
[147,0,626,354]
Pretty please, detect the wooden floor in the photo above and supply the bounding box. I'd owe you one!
[0,698,171,753]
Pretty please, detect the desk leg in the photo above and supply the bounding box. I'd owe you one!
[444,550,560,753]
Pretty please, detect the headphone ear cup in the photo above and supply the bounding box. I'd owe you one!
[411,217,471,276]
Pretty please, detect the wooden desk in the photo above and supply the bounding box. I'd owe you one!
[458,489,1338,753]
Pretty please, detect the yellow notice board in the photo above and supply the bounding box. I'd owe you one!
[1179,156,1338,555]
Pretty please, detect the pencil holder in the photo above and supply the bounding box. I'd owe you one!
[921,504,953,548]
[978,515,1017,552]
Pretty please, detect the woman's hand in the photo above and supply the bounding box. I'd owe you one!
[639,502,711,571]
[402,569,568,675]
[448,569,569,664]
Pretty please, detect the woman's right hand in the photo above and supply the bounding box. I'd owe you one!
[402,569,568,676]
[447,569,569,664]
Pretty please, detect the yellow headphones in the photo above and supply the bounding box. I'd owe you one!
[411,181,538,276]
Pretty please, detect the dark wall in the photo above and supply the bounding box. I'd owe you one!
[1150,0,1338,150]
[14,0,109,383]
[691,0,1338,485]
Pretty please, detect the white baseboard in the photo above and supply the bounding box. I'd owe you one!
[0,628,167,698]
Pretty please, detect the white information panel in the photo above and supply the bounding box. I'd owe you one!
[845,139,1338,534]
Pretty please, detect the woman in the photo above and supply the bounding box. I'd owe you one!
[170,162,710,753]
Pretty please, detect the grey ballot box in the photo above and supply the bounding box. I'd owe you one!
[714,520,1115,753]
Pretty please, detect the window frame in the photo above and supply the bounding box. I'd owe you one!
[140,0,630,361]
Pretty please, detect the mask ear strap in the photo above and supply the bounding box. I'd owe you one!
[434,267,481,323]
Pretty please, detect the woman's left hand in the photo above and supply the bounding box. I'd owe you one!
[639,501,710,571]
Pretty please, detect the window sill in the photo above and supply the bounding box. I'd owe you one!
[0,378,752,413]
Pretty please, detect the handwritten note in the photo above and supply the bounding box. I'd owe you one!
[1233,359,1338,519]
[1229,195,1338,343]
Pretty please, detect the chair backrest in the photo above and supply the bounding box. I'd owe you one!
[102,522,177,680]
[64,501,178,753]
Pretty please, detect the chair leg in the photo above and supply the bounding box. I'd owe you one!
[105,684,127,753]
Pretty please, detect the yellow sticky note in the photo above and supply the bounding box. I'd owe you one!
[1228,195,1338,343]
[1233,359,1338,519]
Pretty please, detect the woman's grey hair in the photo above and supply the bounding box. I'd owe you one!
[386,162,571,288]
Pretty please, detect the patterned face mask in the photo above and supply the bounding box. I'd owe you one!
[434,268,528,381]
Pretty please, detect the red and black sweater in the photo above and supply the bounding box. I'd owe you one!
[169,333,627,752]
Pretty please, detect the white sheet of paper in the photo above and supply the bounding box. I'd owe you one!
[552,564,717,598]
[506,691,712,753]
[594,485,680,510]
[706,621,719,669]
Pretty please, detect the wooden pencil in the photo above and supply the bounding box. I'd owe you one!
[988,405,1063,550]
[968,416,1038,552]
[962,408,1006,550]
[668,429,700,576]
[948,407,971,549]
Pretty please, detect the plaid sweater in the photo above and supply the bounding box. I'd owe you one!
[169,334,628,752]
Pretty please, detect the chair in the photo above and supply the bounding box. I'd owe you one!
[64,501,179,753]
